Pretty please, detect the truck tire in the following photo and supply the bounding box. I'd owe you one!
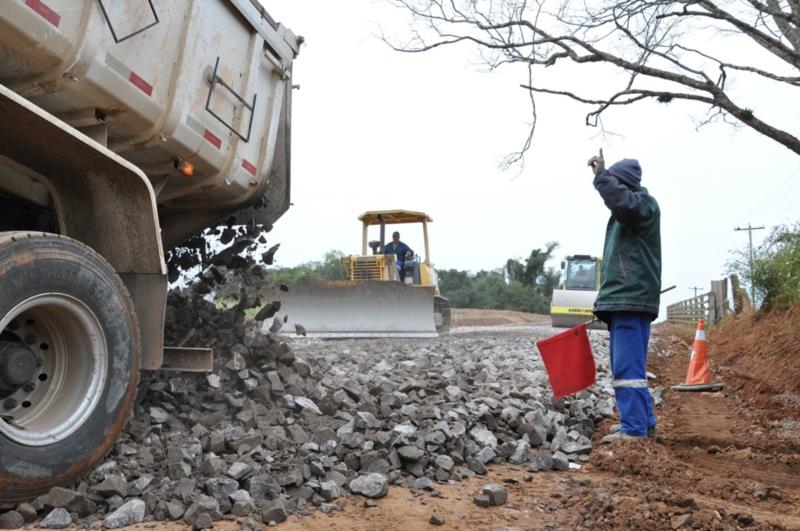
[0,232,141,502]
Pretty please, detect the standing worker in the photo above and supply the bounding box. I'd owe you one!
[384,231,413,281]
[587,149,662,442]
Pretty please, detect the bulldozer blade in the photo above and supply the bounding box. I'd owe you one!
[550,289,607,330]
[263,281,439,338]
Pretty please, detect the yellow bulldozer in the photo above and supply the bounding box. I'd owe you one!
[550,254,606,329]
[268,210,451,337]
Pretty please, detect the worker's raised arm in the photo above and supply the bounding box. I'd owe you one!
[588,156,654,227]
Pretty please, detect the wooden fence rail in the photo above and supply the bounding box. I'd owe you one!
[667,293,712,325]
[666,279,729,326]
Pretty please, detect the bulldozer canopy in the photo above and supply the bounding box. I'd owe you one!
[358,210,432,225]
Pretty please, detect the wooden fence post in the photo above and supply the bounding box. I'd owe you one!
[710,279,728,324]
[729,274,752,314]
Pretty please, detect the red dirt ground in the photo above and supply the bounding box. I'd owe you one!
[450,308,550,327]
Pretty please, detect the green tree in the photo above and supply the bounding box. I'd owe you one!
[440,242,559,313]
[752,225,800,311]
[505,242,559,287]
[540,266,561,298]
[267,250,348,287]
[726,224,800,311]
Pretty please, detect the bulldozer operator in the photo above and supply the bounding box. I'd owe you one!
[384,231,413,281]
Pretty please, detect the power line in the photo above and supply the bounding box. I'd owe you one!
[763,195,800,227]
[690,286,702,298]
[749,177,800,223]
[734,224,765,304]
[747,167,800,218]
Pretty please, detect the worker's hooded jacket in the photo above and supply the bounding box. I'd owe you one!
[592,159,662,322]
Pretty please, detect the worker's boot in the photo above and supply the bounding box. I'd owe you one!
[608,423,656,439]
[601,431,646,443]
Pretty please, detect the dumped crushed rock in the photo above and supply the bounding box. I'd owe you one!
[0,234,624,527]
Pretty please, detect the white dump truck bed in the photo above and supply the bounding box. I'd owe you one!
[0,0,299,244]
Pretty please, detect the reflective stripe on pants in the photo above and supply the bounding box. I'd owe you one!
[613,379,648,388]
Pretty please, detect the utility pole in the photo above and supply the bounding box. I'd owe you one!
[690,286,702,298]
[734,224,765,305]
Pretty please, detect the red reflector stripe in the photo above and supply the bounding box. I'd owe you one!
[26,0,61,27]
[242,160,257,175]
[203,130,222,149]
[128,71,153,96]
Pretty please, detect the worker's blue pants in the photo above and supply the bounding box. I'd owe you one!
[609,312,656,436]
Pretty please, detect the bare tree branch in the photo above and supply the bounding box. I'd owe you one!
[383,0,800,164]
[672,43,800,85]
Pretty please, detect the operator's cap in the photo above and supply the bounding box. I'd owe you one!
[392,231,400,237]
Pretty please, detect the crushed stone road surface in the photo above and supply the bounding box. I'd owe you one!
[8,308,800,530]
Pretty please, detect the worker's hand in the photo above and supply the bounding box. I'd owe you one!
[587,148,605,175]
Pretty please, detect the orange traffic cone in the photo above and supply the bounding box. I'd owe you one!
[672,319,724,392]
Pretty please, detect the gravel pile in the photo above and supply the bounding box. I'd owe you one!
[0,262,622,528]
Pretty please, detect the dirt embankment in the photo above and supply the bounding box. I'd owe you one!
[709,306,800,405]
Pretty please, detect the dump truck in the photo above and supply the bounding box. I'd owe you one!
[268,210,451,337]
[550,255,606,329]
[0,0,299,501]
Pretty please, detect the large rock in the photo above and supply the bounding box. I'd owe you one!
[397,445,425,461]
[205,477,239,513]
[166,500,186,521]
[227,461,253,480]
[413,477,435,491]
[104,499,146,529]
[470,426,498,449]
[167,446,193,479]
[318,481,341,502]
[15,504,36,524]
[261,499,289,524]
[91,474,129,498]
[130,474,154,496]
[230,490,255,517]
[183,495,221,526]
[349,473,389,499]
[36,487,96,517]
[40,508,71,529]
[355,412,381,430]
[0,511,24,529]
[435,454,455,471]
[510,439,532,464]
[149,406,170,424]
[482,484,508,506]
[247,474,281,502]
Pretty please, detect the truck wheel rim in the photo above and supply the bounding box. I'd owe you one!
[0,294,108,446]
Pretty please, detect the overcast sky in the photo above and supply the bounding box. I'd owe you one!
[262,0,800,318]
